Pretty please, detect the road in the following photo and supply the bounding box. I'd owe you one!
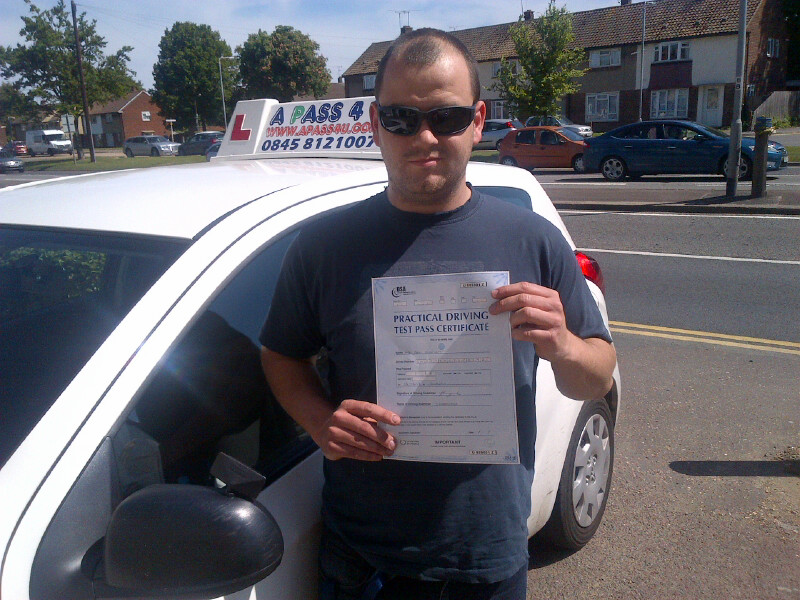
[526,211,800,599]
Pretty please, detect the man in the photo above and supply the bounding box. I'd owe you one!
[260,28,616,600]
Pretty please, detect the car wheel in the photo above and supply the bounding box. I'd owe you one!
[539,400,614,550]
[572,154,585,173]
[495,140,503,151]
[151,148,160,157]
[600,156,626,181]
[500,156,517,167]
[125,148,134,158]
[722,155,752,180]
[47,148,55,157]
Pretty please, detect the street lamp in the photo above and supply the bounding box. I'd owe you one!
[219,55,237,128]
[638,1,651,121]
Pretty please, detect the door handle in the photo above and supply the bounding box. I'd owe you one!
[667,145,677,150]
[623,145,633,149]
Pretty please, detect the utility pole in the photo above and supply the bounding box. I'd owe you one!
[725,0,747,197]
[71,0,95,162]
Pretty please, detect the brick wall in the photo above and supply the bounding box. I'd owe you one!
[746,0,787,96]
[120,92,168,141]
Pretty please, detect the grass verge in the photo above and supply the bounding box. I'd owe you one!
[786,146,800,163]
[23,154,205,172]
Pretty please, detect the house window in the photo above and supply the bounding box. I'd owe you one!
[589,49,621,68]
[492,60,519,77]
[650,88,689,118]
[586,92,619,122]
[104,114,113,123]
[653,41,690,62]
[141,111,151,122]
[363,74,376,92]
[746,84,756,97]
[767,38,780,58]
[491,100,511,120]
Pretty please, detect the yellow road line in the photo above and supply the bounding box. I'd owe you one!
[609,323,800,356]
[609,321,800,348]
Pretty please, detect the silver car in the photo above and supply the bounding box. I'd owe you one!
[123,136,181,157]
[475,119,524,150]
[525,116,593,138]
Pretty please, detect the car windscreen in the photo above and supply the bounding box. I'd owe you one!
[700,125,728,138]
[43,133,66,142]
[147,136,169,143]
[558,128,585,142]
[0,228,189,468]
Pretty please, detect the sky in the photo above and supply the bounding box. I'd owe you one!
[1,0,615,90]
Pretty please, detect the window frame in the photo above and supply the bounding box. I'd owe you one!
[650,88,689,119]
[767,38,780,58]
[653,41,690,63]
[363,74,376,92]
[589,48,621,68]
[586,92,619,122]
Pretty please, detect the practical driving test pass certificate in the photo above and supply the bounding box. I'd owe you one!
[372,272,519,464]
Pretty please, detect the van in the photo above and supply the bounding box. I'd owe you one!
[26,129,73,156]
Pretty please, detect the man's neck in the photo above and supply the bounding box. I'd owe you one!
[386,182,472,215]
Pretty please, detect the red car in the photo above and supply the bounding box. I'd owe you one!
[498,126,587,172]
[4,141,29,156]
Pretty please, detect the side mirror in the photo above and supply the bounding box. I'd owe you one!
[93,484,283,597]
[694,133,707,142]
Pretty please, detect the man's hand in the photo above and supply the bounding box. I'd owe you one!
[489,282,616,400]
[489,282,573,363]
[312,399,401,462]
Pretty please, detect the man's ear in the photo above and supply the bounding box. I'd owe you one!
[472,101,487,146]
[369,101,382,148]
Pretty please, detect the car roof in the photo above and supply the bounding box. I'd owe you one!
[0,158,387,240]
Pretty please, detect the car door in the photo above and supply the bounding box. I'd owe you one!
[7,182,388,600]
[510,129,537,168]
[613,123,665,173]
[537,129,564,167]
[661,124,720,174]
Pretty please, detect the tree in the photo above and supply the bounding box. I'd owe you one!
[491,1,586,120]
[151,22,235,131]
[237,26,330,102]
[0,0,140,121]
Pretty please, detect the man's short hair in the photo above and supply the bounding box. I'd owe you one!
[374,28,481,104]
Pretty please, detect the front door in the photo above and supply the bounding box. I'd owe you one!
[698,86,724,128]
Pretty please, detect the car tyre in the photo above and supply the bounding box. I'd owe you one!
[500,156,518,167]
[47,148,55,157]
[125,148,134,158]
[151,148,160,157]
[600,156,626,181]
[538,400,614,550]
[572,154,585,173]
[495,140,504,151]
[722,155,752,180]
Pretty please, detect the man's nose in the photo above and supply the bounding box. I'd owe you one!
[416,119,439,144]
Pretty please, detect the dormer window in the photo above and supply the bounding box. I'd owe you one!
[653,41,689,62]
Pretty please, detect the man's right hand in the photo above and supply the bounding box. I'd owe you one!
[313,399,401,461]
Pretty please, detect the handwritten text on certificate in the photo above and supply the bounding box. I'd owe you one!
[372,272,519,464]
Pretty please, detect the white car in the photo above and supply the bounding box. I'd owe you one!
[525,115,594,138]
[0,97,620,600]
[123,135,181,157]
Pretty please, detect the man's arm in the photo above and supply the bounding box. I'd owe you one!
[490,282,616,400]
[260,347,400,461]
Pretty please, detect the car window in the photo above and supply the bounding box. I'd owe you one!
[0,228,188,468]
[124,228,311,492]
[484,122,498,132]
[540,130,559,145]
[516,130,536,145]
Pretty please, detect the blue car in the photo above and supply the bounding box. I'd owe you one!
[583,120,788,181]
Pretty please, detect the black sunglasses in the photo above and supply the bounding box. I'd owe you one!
[376,104,477,136]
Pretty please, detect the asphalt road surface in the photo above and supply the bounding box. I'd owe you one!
[525,211,800,599]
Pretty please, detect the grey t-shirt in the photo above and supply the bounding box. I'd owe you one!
[260,188,611,582]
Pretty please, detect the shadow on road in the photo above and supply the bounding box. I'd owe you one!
[670,460,800,477]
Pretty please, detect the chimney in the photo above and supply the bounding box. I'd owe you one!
[523,10,534,20]
[401,25,412,35]
[620,0,632,4]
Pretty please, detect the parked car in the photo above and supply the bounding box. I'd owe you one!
[498,126,588,172]
[123,135,181,157]
[583,119,789,181]
[0,96,620,600]
[474,119,524,150]
[25,129,73,156]
[3,141,29,156]
[525,115,593,138]
[178,131,225,156]
[205,141,221,161]
[0,149,24,173]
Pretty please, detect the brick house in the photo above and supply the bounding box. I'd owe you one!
[88,90,169,147]
[342,0,788,132]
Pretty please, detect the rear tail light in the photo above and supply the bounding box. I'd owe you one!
[575,251,605,294]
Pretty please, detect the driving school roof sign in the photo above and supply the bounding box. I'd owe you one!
[216,96,382,160]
